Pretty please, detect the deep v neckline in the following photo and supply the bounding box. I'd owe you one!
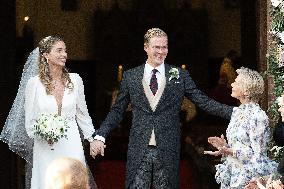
[52,88,66,116]
[50,86,66,116]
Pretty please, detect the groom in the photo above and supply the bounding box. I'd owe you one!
[91,28,233,189]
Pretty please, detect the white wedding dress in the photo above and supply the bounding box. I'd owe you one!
[24,73,95,189]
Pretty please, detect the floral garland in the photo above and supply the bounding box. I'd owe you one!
[267,0,284,163]
[268,0,284,121]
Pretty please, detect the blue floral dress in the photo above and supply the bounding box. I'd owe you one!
[215,103,278,189]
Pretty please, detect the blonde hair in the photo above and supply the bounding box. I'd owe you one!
[144,28,167,44]
[38,36,73,94]
[45,157,89,189]
[236,67,264,102]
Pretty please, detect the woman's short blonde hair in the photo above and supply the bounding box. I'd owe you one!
[45,157,89,189]
[236,67,264,102]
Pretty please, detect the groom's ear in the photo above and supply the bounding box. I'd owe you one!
[144,43,149,52]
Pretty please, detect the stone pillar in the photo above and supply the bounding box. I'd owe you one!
[256,0,269,110]
[257,0,279,125]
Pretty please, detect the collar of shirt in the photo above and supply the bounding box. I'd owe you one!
[144,62,165,78]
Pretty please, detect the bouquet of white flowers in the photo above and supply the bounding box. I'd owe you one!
[34,113,69,147]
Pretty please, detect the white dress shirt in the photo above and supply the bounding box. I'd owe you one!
[144,62,165,89]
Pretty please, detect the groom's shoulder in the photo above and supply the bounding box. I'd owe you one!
[125,64,144,74]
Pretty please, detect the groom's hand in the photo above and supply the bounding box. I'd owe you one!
[90,140,106,159]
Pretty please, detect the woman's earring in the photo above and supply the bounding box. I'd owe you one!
[46,58,49,64]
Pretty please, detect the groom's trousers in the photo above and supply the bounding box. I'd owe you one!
[129,145,171,189]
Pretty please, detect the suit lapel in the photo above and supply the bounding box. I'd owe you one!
[154,64,171,111]
[133,63,175,113]
[132,64,153,112]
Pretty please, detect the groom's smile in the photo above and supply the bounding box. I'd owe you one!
[144,36,168,67]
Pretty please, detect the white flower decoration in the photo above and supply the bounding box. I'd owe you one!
[169,67,180,81]
[278,31,284,43]
[271,0,282,7]
[277,96,283,105]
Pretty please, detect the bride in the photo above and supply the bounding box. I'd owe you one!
[0,35,97,189]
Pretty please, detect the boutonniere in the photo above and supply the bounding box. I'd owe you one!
[169,67,180,81]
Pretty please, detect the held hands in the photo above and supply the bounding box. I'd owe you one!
[90,140,106,159]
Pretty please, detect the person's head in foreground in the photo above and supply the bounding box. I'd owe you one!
[45,157,89,189]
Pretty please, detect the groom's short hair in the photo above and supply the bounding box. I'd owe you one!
[144,28,167,44]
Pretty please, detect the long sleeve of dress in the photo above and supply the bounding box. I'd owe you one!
[24,77,37,139]
[234,115,269,162]
[75,74,95,139]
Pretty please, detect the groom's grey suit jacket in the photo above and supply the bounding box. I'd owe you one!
[96,63,233,188]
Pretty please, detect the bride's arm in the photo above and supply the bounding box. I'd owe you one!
[74,74,95,141]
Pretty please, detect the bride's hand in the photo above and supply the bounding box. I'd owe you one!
[208,134,227,150]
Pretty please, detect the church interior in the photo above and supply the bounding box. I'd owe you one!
[0,0,268,188]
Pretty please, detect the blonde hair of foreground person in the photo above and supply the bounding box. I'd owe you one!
[45,157,89,189]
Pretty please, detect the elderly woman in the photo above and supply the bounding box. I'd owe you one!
[205,67,278,188]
